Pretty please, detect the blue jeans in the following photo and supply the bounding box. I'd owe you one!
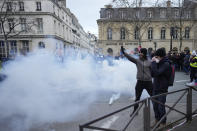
[152,90,167,124]
[183,65,189,73]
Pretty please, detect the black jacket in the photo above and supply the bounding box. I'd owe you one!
[151,57,171,92]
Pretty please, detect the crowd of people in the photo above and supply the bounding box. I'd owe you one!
[121,46,197,129]
[165,50,197,87]
[146,49,197,87]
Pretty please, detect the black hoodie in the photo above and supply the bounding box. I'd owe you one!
[151,57,171,92]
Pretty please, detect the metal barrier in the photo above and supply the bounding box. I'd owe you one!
[79,87,197,131]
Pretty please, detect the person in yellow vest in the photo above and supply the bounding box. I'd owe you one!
[186,51,197,87]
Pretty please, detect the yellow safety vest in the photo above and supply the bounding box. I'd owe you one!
[190,57,197,68]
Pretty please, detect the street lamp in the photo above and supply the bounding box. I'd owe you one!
[170,27,174,51]
[154,42,157,51]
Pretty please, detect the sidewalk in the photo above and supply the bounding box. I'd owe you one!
[173,116,197,131]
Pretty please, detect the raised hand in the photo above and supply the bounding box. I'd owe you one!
[121,46,125,54]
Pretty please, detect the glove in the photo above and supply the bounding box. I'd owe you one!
[121,46,125,54]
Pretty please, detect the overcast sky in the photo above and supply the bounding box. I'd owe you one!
[67,0,111,36]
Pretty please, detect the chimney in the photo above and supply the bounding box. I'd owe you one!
[167,0,171,7]
[59,0,66,7]
[104,4,113,8]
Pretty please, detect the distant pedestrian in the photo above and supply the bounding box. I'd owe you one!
[179,51,185,71]
[151,48,171,127]
[183,50,190,75]
[0,58,6,82]
[121,46,153,115]
[186,50,197,87]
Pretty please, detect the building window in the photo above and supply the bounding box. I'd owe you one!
[37,18,43,33]
[174,28,178,39]
[0,23,2,34]
[161,27,166,39]
[22,40,29,53]
[120,27,126,40]
[58,23,60,35]
[134,27,139,40]
[54,20,56,34]
[160,9,166,18]
[148,27,153,40]
[185,10,191,19]
[36,2,41,11]
[20,18,26,31]
[174,9,179,18]
[106,10,112,19]
[69,29,71,40]
[147,10,153,18]
[10,41,17,56]
[66,15,68,22]
[6,2,12,11]
[38,42,45,48]
[185,27,190,39]
[53,5,55,14]
[19,2,24,11]
[66,27,68,40]
[119,11,126,19]
[63,25,65,38]
[107,28,112,40]
[0,41,6,58]
[171,27,178,39]
[135,10,140,18]
[8,19,14,33]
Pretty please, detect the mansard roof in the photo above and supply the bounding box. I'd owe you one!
[98,1,197,22]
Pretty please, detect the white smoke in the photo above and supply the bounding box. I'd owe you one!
[0,50,143,130]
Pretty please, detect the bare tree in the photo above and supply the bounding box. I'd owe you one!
[158,0,195,51]
[110,0,156,47]
[0,0,36,59]
[109,0,196,51]
[174,0,195,51]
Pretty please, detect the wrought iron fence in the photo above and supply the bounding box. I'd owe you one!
[79,87,197,131]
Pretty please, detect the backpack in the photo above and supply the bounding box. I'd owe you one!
[168,62,175,86]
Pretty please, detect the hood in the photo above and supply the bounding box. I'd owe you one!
[160,56,170,64]
[192,50,196,56]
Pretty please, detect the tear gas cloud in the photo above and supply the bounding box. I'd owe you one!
[0,49,148,130]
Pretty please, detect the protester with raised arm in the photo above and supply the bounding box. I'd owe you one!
[121,46,153,115]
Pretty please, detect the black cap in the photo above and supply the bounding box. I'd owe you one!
[140,48,147,56]
[155,48,166,57]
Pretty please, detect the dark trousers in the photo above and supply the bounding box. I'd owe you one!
[134,80,153,111]
[183,65,189,74]
[152,90,167,124]
[190,67,197,82]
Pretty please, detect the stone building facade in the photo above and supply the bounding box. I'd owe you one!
[97,0,197,56]
[0,0,94,59]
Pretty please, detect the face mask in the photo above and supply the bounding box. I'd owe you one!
[155,58,160,63]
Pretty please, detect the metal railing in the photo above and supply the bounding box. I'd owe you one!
[79,87,197,131]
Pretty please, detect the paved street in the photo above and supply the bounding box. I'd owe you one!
[33,71,197,131]
[1,71,197,131]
